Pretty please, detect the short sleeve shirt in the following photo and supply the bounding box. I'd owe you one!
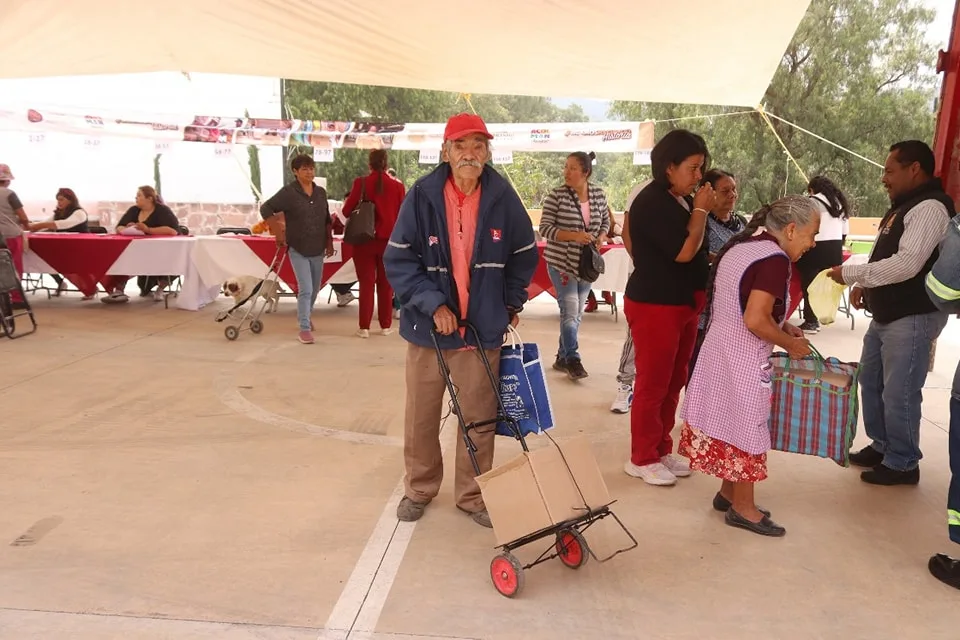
[738,232,790,322]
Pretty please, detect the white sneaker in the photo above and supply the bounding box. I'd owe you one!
[380,328,394,336]
[153,290,164,302]
[356,328,370,339]
[660,454,692,478]
[337,292,356,307]
[610,383,633,414]
[624,461,677,486]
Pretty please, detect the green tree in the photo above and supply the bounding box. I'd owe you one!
[248,144,262,202]
[282,81,457,197]
[244,109,262,202]
[610,0,938,217]
[153,153,162,198]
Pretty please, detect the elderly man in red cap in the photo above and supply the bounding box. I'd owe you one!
[384,113,539,527]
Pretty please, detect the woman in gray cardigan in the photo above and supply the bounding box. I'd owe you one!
[538,151,611,380]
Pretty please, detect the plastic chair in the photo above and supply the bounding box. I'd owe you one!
[216,227,252,235]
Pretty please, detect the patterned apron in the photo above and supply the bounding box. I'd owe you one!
[681,237,791,455]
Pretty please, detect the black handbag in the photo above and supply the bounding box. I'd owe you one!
[343,180,376,245]
[566,187,605,282]
[578,243,604,283]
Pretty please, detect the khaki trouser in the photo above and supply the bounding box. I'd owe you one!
[403,342,500,512]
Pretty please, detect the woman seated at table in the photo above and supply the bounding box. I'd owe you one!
[28,188,90,233]
[27,188,94,297]
[101,186,180,304]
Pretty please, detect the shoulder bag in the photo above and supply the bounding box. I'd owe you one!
[344,179,377,245]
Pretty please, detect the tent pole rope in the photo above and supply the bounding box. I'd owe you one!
[650,107,883,177]
[755,104,808,184]
[459,92,528,209]
[653,109,756,124]
[783,154,790,197]
[761,109,884,169]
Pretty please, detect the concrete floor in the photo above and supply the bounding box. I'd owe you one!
[1,289,958,640]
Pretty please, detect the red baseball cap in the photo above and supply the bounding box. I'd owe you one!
[444,113,493,142]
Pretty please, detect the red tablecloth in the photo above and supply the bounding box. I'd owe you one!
[527,242,622,299]
[240,236,355,295]
[26,234,135,296]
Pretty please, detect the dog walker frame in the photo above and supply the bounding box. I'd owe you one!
[215,246,286,340]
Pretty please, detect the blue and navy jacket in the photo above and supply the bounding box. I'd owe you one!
[384,163,539,351]
[926,212,960,313]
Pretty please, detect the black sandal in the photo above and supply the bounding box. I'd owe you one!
[929,554,960,590]
[713,492,771,518]
[725,508,786,537]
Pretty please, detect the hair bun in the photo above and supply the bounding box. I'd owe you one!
[588,151,596,161]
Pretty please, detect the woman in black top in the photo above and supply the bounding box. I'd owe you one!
[102,185,181,304]
[28,188,91,297]
[623,129,716,487]
[796,175,850,334]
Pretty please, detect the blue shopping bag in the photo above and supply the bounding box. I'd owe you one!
[496,327,556,437]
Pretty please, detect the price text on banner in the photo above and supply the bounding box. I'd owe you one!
[313,148,335,162]
[418,149,440,165]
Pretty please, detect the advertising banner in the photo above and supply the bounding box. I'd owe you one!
[0,107,655,153]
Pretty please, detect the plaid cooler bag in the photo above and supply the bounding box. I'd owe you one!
[768,346,860,466]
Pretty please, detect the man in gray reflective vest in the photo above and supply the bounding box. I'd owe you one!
[924,210,960,589]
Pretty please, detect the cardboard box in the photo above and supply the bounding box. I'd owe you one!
[774,365,852,388]
[476,436,612,546]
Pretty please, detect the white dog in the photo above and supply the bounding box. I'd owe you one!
[222,274,280,313]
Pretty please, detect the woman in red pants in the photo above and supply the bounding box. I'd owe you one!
[0,164,30,309]
[623,129,715,486]
[342,150,406,338]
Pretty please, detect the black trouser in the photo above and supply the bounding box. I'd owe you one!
[331,283,356,295]
[795,239,843,323]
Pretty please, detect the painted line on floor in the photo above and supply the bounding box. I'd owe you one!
[0,608,476,640]
[215,342,402,447]
[214,370,402,447]
[324,415,460,640]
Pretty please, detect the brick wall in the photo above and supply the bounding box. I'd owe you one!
[94,200,345,236]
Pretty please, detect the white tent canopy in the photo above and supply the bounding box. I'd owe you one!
[0,0,810,107]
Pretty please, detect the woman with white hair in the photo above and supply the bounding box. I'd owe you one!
[680,196,819,537]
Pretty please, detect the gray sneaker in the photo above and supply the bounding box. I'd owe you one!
[396,496,428,522]
[566,358,589,380]
[458,506,493,528]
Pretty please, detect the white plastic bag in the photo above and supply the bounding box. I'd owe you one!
[808,268,846,325]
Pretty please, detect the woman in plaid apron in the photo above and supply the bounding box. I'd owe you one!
[680,196,819,537]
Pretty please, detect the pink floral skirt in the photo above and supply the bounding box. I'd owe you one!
[679,422,768,483]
